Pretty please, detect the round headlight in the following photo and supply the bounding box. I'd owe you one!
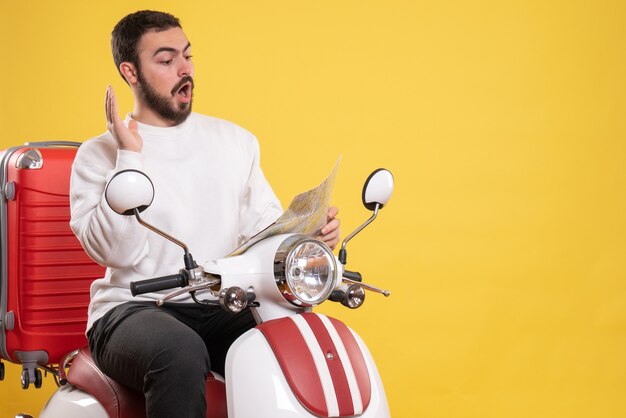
[274,235,338,306]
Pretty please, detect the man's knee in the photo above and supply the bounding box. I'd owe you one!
[142,331,210,417]
[147,332,211,380]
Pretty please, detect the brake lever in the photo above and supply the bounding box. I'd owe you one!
[342,277,390,297]
[156,277,221,306]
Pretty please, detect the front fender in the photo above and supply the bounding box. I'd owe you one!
[225,313,390,418]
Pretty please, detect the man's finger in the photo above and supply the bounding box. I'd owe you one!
[320,231,339,244]
[317,230,340,250]
[105,86,111,125]
[110,87,119,125]
[321,218,340,235]
[324,226,340,239]
[327,206,339,220]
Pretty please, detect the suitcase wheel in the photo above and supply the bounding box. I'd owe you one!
[21,369,29,389]
[20,368,42,389]
[34,369,42,388]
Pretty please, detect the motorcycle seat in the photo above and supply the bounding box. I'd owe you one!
[66,346,227,418]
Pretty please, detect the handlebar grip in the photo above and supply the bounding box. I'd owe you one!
[329,289,345,302]
[343,270,362,282]
[130,273,188,296]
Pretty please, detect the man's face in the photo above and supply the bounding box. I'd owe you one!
[134,27,194,124]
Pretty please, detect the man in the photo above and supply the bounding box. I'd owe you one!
[70,10,340,418]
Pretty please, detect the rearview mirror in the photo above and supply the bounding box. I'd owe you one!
[104,169,154,215]
[339,168,394,265]
[362,169,394,211]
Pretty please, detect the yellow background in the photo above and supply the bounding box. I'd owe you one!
[1,1,625,417]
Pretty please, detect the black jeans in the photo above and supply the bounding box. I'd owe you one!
[87,301,257,418]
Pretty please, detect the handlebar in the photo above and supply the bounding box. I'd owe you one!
[343,270,362,282]
[130,272,189,296]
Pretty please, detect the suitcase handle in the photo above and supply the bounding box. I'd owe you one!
[24,141,81,148]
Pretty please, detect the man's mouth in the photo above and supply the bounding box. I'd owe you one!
[178,83,191,97]
[172,77,194,102]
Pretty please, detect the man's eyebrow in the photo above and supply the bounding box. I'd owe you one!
[153,43,192,57]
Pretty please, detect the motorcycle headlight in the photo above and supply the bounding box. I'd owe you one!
[274,235,338,307]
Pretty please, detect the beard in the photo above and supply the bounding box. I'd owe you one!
[137,70,194,125]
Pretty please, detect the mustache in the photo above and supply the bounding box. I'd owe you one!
[171,76,195,96]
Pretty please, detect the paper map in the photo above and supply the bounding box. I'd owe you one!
[228,158,340,256]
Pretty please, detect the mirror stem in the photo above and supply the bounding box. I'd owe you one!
[133,209,196,270]
[338,203,380,265]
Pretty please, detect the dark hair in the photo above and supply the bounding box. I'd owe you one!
[111,10,181,80]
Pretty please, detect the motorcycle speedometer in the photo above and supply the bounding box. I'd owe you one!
[274,235,338,307]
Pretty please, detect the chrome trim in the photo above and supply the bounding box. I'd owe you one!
[58,348,80,384]
[15,148,43,170]
[274,235,338,307]
[340,203,379,258]
[133,208,189,254]
[156,277,220,306]
[342,276,390,297]
[219,287,247,313]
[343,284,366,309]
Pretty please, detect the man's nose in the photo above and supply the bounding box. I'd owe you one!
[178,58,193,77]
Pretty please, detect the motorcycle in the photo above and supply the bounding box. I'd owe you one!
[30,167,395,418]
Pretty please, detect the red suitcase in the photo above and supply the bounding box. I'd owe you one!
[0,141,105,388]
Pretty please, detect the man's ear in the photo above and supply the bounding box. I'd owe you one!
[120,62,139,85]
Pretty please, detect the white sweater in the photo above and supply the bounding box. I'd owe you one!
[70,113,282,330]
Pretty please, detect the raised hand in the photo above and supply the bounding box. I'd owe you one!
[317,206,341,250]
[105,85,142,152]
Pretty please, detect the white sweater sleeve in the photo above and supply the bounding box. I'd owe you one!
[237,135,283,244]
[69,141,151,269]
